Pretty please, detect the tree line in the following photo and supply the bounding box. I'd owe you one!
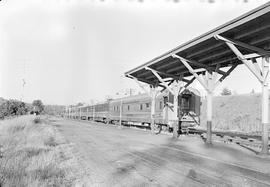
[0,99,45,119]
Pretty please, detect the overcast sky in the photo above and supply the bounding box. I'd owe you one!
[0,0,269,105]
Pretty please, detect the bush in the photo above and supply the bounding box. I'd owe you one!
[32,100,44,114]
[0,100,28,119]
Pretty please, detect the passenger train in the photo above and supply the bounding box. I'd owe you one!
[67,88,201,134]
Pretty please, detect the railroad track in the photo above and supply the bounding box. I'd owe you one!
[72,118,270,152]
[189,128,270,152]
[63,119,270,186]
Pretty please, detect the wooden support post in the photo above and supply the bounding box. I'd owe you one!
[215,36,270,153]
[172,81,181,139]
[172,54,236,143]
[119,98,123,129]
[172,92,179,138]
[86,107,89,120]
[93,106,95,121]
[206,71,213,144]
[79,108,81,120]
[150,86,158,133]
[261,56,269,155]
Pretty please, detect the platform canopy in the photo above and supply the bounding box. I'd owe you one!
[125,2,270,87]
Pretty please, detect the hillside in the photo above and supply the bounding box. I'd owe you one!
[200,93,263,133]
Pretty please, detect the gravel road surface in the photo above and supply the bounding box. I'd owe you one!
[53,119,270,187]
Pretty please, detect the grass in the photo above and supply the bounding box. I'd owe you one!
[200,93,262,134]
[0,115,76,187]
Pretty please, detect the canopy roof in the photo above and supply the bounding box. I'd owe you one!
[125,2,270,86]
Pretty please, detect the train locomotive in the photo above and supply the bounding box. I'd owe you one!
[68,87,201,134]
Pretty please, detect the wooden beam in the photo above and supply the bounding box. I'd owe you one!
[188,60,208,69]
[193,68,207,73]
[215,34,270,56]
[244,53,261,60]
[160,79,174,93]
[252,58,263,76]
[214,64,238,89]
[179,76,196,94]
[148,67,179,80]
[225,42,263,82]
[182,77,191,83]
[185,76,196,88]
[126,74,166,89]
[215,69,227,76]
[172,54,209,91]
[128,75,151,97]
[145,67,174,94]
[219,64,238,82]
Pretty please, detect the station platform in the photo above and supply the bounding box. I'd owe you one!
[166,134,270,174]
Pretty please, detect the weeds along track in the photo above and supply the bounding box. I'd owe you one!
[0,116,88,187]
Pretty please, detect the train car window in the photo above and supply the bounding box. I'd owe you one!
[181,97,190,108]
[128,105,130,111]
[163,96,168,105]
[140,104,143,110]
[146,103,150,108]
[117,106,119,111]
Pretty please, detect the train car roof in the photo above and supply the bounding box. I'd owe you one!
[125,2,270,86]
[110,93,153,103]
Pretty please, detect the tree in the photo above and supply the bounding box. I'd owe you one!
[32,100,44,114]
[221,87,232,96]
[76,102,84,107]
[0,99,28,119]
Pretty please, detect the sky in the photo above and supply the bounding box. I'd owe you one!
[0,0,269,105]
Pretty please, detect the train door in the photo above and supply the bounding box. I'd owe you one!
[163,92,175,129]
[179,90,200,128]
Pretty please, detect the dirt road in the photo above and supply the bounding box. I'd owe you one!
[52,119,270,187]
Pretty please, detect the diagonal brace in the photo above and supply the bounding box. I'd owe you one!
[171,54,209,91]
[145,67,174,94]
[128,75,151,97]
[215,35,270,56]
[214,64,238,89]
[222,41,263,82]
[179,76,196,94]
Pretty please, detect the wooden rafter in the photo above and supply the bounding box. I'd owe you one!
[148,67,179,80]
[215,34,270,56]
